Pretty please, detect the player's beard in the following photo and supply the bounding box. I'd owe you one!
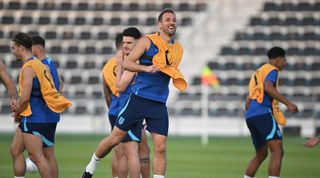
[166,26,176,37]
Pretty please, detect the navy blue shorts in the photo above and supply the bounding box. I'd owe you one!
[246,113,282,149]
[109,114,143,143]
[115,94,169,136]
[19,122,57,148]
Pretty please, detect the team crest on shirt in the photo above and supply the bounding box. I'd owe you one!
[118,117,125,125]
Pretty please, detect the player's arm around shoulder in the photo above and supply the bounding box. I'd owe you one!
[123,37,158,73]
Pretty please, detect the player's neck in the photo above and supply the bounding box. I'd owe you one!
[38,53,46,60]
[21,51,34,63]
[159,32,173,43]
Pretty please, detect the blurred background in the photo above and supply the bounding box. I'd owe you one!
[0,0,319,138]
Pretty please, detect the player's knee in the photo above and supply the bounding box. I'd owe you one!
[154,142,166,156]
[9,145,21,158]
[110,135,122,147]
[270,147,284,157]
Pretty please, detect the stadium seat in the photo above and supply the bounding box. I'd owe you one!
[280,2,296,11]
[128,2,139,11]
[162,3,173,10]
[87,75,100,84]
[93,106,105,115]
[181,17,192,26]
[67,46,79,54]
[97,32,109,40]
[70,76,82,84]
[208,61,220,70]
[111,3,122,11]
[310,62,320,71]
[74,90,86,98]
[28,30,39,36]
[101,46,113,54]
[38,17,50,25]
[56,17,69,25]
[304,47,319,56]
[0,45,10,53]
[252,32,267,40]
[94,3,105,11]
[50,46,62,54]
[45,31,57,39]
[84,46,95,54]
[92,17,104,25]
[178,92,201,101]
[8,1,21,9]
[310,78,320,86]
[77,2,89,11]
[263,2,278,11]
[178,3,190,11]
[253,47,267,55]
[284,17,301,26]
[1,16,14,24]
[59,2,72,10]
[83,61,96,69]
[179,107,201,116]
[110,17,121,25]
[1,104,11,113]
[74,105,88,114]
[10,60,22,68]
[74,17,86,25]
[92,90,103,99]
[268,17,283,26]
[20,16,33,24]
[62,31,74,39]
[80,32,91,40]
[195,2,207,11]
[127,17,139,26]
[145,17,156,26]
[65,60,78,69]
[145,3,156,11]
[298,2,313,11]
[42,2,55,10]
[192,76,201,85]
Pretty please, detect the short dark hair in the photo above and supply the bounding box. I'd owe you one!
[114,33,123,50]
[122,27,141,39]
[12,32,32,50]
[267,47,286,59]
[32,36,45,47]
[158,8,175,22]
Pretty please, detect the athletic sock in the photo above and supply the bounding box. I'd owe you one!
[269,176,279,178]
[85,153,101,174]
[244,175,253,178]
[153,175,164,178]
[14,177,25,178]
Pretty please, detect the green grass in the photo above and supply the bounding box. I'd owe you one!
[1,134,319,178]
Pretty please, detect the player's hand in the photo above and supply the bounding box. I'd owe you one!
[304,137,320,148]
[10,98,19,112]
[143,65,159,73]
[287,102,298,114]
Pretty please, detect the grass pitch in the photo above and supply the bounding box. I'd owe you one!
[0,134,319,178]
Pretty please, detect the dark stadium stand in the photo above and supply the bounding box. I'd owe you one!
[0,0,206,116]
[176,0,320,118]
